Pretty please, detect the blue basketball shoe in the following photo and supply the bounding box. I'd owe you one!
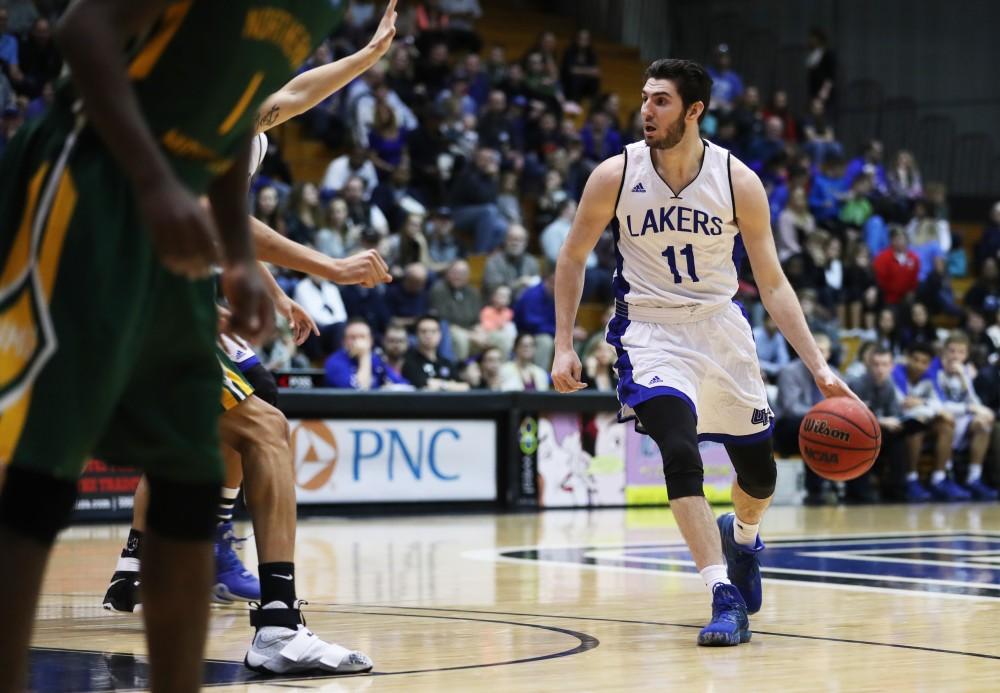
[697,583,751,646]
[213,522,261,603]
[717,512,764,614]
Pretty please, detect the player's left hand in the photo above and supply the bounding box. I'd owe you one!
[221,261,276,343]
[276,295,319,346]
[813,365,861,403]
[367,0,398,59]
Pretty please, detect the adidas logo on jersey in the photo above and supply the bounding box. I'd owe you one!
[648,375,663,384]
[631,182,646,193]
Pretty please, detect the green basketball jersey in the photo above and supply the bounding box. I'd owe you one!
[112,1,345,191]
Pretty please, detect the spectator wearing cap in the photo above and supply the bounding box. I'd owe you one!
[322,144,379,200]
[425,207,464,273]
[483,223,540,300]
[324,319,411,390]
[706,43,744,113]
[873,227,920,305]
[450,146,508,252]
[430,259,484,361]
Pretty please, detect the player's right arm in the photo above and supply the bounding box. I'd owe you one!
[55,0,220,278]
[253,0,398,134]
[250,215,391,287]
[551,154,624,393]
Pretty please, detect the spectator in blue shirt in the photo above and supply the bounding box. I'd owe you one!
[706,43,744,113]
[386,262,430,329]
[754,314,791,381]
[808,154,848,225]
[514,271,557,369]
[842,139,888,196]
[324,319,410,390]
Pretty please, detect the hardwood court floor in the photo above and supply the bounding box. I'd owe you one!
[32,504,1000,692]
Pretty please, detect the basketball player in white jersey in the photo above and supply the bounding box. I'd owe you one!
[552,59,857,646]
[101,2,398,674]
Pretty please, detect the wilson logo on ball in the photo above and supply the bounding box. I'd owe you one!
[802,418,850,442]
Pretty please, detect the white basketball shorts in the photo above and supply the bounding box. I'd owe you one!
[606,301,773,443]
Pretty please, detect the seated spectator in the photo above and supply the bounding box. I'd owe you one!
[973,200,1000,272]
[843,242,878,331]
[370,156,427,232]
[936,332,997,499]
[746,116,786,170]
[579,111,621,162]
[773,333,834,504]
[964,257,1000,319]
[754,314,790,382]
[322,143,379,198]
[581,341,618,392]
[382,212,430,276]
[706,43,743,113]
[892,342,958,502]
[431,0,483,54]
[340,280,392,339]
[380,323,410,377]
[478,89,517,150]
[253,185,286,236]
[0,8,22,92]
[775,186,814,262]
[386,262,431,329]
[293,274,348,362]
[367,100,410,181]
[284,182,322,246]
[807,153,847,225]
[917,254,961,317]
[762,89,798,142]
[496,170,523,225]
[402,315,468,391]
[430,259,484,361]
[822,236,846,323]
[906,198,951,281]
[421,207,463,274]
[798,288,841,366]
[457,358,482,389]
[843,340,876,381]
[483,224,541,299]
[899,302,938,350]
[838,172,875,236]
[16,17,60,99]
[873,227,920,305]
[479,284,517,357]
[888,150,923,208]
[514,270,557,369]
[541,199,612,300]
[350,63,419,147]
[324,319,411,390]
[560,29,600,103]
[450,146,508,252]
[500,333,550,391]
[848,346,909,501]
[315,197,360,259]
[477,346,506,391]
[874,307,904,358]
[843,139,888,196]
[457,52,490,107]
[535,168,569,231]
[343,175,389,235]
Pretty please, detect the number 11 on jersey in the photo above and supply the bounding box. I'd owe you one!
[662,243,699,283]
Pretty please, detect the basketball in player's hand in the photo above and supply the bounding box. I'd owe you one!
[799,397,882,481]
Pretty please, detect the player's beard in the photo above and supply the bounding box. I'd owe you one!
[647,111,687,150]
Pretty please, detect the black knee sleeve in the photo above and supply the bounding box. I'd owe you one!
[244,363,278,407]
[635,398,704,500]
[145,476,219,541]
[727,439,777,499]
[0,467,78,545]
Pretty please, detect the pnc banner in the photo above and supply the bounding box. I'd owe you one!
[288,419,498,503]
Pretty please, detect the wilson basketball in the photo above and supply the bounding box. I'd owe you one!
[799,397,882,481]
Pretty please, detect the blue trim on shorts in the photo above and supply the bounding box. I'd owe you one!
[236,355,261,373]
[698,421,774,445]
[606,314,698,427]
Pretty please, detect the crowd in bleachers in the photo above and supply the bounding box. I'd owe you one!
[4,0,1000,504]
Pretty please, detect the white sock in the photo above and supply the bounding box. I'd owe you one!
[906,471,919,482]
[967,464,983,484]
[116,556,140,573]
[930,469,946,485]
[733,517,759,547]
[700,564,731,590]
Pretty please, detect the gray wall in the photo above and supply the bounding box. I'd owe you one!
[540,0,1000,196]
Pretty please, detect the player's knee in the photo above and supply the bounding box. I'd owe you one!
[729,440,777,500]
[650,432,704,500]
[0,467,77,545]
[145,475,218,541]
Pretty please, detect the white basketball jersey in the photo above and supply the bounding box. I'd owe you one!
[612,139,741,321]
[249,132,268,179]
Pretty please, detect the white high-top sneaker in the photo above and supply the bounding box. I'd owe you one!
[244,601,373,675]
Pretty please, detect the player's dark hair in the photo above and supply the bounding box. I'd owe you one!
[907,342,935,358]
[643,58,712,123]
